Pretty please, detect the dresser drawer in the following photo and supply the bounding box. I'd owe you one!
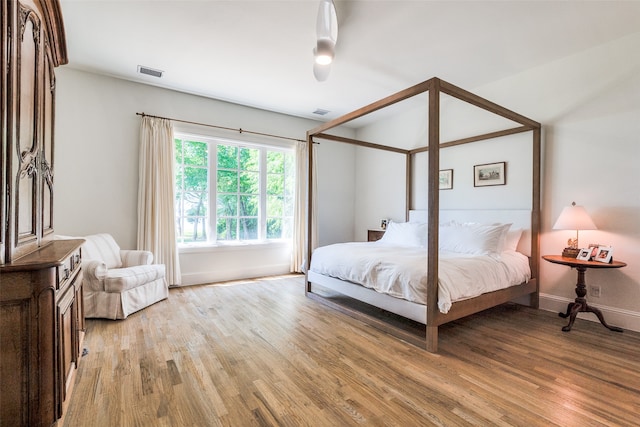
[57,249,82,290]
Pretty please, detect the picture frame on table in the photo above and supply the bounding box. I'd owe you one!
[576,248,592,261]
[474,162,506,187]
[380,219,388,230]
[439,169,453,190]
[594,246,613,263]
[589,243,600,259]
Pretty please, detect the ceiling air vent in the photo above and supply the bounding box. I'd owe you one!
[137,65,163,78]
[313,108,330,116]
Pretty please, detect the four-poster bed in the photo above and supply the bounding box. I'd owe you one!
[304,77,541,353]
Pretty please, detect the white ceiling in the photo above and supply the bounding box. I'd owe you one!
[60,1,640,124]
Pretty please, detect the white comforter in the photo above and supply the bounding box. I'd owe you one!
[309,242,531,314]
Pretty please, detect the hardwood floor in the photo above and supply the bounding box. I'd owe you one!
[63,275,640,426]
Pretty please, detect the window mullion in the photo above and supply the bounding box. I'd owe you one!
[259,149,267,240]
[209,143,217,242]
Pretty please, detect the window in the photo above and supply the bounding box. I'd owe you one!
[174,133,294,245]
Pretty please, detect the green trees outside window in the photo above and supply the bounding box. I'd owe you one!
[175,136,294,244]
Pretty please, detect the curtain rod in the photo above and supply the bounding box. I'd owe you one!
[136,112,306,143]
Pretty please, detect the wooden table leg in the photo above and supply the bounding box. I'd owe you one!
[558,265,623,332]
[584,304,624,332]
[559,298,585,332]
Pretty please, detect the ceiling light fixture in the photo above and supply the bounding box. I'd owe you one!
[314,39,335,65]
[313,0,338,81]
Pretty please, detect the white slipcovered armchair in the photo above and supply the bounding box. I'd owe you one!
[82,233,168,319]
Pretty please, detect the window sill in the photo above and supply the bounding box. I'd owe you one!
[178,240,292,254]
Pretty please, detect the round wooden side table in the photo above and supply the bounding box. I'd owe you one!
[542,255,627,332]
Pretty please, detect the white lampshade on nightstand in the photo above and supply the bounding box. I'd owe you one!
[553,201,597,257]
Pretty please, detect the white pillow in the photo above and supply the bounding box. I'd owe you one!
[504,228,523,252]
[378,221,427,248]
[439,222,511,256]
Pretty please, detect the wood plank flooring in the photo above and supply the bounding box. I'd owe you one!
[63,275,640,426]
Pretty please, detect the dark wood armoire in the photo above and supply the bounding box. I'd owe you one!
[1,1,85,425]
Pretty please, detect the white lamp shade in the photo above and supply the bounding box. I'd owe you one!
[553,204,597,230]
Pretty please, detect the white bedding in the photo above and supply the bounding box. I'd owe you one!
[309,242,531,314]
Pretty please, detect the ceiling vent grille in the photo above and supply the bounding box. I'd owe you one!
[137,65,163,78]
[313,108,330,115]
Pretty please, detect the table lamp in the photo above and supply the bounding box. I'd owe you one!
[553,201,597,258]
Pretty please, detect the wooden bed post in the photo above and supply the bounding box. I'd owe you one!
[405,153,412,221]
[305,134,314,294]
[425,78,441,353]
[530,126,542,308]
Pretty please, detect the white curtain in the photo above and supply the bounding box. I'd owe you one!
[291,140,317,273]
[138,117,182,286]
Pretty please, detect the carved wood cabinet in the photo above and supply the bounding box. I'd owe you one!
[1,0,67,264]
[1,1,81,426]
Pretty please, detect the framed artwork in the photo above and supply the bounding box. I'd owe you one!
[380,219,388,230]
[594,246,613,263]
[588,243,600,259]
[439,169,453,190]
[576,248,592,261]
[474,162,506,187]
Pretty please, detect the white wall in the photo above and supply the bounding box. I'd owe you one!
[54,68,355,284]
[55,31,640,328]
[354,33,640,330]
[478,32,640,330]
[314,140,357,246]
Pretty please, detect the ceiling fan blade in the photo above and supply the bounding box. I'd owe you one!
[313,0,337,82]
[313,62,331,82]
[316,0,338,42]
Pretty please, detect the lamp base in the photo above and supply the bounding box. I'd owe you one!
[562,247,581,258]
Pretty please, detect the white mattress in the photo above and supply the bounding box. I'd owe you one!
[309,242,531,314]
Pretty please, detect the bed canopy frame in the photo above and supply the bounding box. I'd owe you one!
[305,77,541,352]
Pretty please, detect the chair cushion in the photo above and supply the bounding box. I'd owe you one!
[120,249,153,267]
[83,234,123,269]
[104,264,166,293]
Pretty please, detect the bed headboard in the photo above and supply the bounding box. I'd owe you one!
[409,209,533,256]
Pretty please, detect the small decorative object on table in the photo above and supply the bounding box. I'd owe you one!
[562,246,581,258]
[576,248,591,261]
[380,219,388,230]
[594,246,613,263]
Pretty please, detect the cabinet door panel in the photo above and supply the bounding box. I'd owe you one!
[42,48,55,236]
[15,5,41,247]
[0,300,31,425]
[57,285,76,416]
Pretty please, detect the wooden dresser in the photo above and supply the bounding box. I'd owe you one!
[1,0,81,425]
[1,239,85,426]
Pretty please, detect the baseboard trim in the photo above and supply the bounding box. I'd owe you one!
[539,293,640,333]
[179,265,291,286]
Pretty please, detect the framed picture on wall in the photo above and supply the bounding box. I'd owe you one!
[439,169,453,190]
[474,161,506,187]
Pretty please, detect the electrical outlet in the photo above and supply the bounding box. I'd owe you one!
[590,285,601,298]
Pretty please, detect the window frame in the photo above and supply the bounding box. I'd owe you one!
[174,129,295,248]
